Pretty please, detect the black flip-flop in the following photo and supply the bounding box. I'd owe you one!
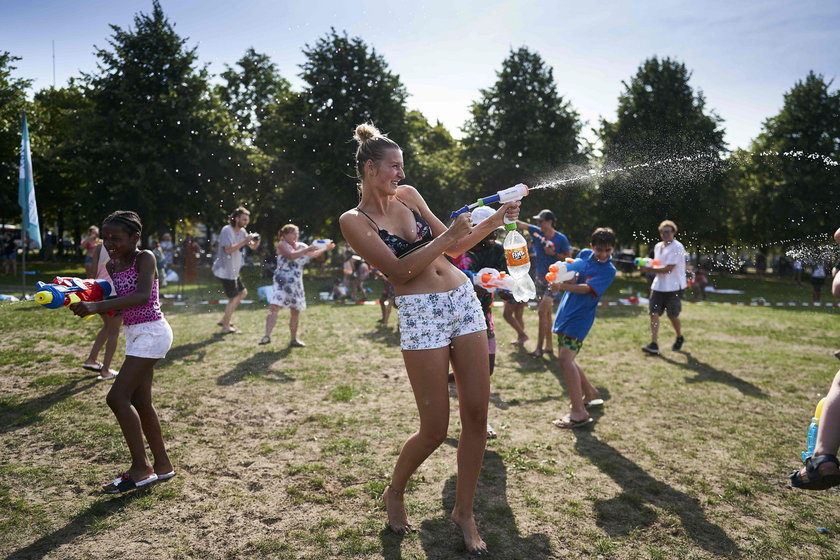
[81,363,103,372]
[102,472,158,494]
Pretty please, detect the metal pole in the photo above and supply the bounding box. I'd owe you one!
[21,236,27,298]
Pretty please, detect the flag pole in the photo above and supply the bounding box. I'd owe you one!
[21,110,27,299]
[19,109,42,298]
[21,229,27,298]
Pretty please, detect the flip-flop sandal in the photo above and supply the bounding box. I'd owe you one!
[156,471,176,481]
[552,416,593,429]
[220,327,239,335]
[102,472,158,494]
[82,363,103,372]
[790,454,840,490]
[584,398,605,408]
[97,370,119,381]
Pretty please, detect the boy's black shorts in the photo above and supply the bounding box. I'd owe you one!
[649,289,683,318]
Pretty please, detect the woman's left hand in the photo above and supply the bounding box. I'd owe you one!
[495,201,521,226]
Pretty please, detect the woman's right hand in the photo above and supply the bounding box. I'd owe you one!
[443,213,474,245]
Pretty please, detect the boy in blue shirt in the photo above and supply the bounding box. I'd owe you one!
[549,227,617,428]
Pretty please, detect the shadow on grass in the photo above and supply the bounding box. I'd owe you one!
[596,305,646,319]
[363,324,400,347]
[0,376,99,433]
[415,441,552,559]
[159,335,224,366]
[6,487,150,560]
[660,351,768,398]
[378,527,407,560]
[508,348,554,374]
[216,349,294,385]
[573,430,740,557]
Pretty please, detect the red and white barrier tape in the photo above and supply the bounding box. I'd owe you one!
[159,298,837,309]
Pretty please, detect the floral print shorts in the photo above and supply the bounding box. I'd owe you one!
[395,280,486,351]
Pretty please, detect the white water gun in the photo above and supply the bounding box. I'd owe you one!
[545,259,578,284]
[450,183,529,220]
[473,267,516,293]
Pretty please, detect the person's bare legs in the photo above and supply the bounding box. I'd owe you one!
[84,315,110,368]
[100,313,122,374]
[385,345,452,533]
[503,302,528,345]
[557,347,587,420]
[264,304,279,338]
[103,356,159,489]
[449,331,490,554]
[220,288,247,331]
[534,295,553,354]
[668,315,682,338]
[131,359,173,477]
[289,308,301,341]
[380,298,393,326]
[576,360,600,403]
[796,369,840,481]
[649,312,661,344]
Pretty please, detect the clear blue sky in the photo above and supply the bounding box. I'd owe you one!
[2,0,838,151]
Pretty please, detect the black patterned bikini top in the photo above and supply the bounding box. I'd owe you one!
[356,198,435,258]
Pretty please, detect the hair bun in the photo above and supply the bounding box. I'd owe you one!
[354,123,380,144]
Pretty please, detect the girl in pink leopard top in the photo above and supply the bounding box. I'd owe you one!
[70,211,175,494]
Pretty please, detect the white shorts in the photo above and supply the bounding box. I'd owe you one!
[124,318,173,359]
[395,280,486,351]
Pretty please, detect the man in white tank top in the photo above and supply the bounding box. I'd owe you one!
[640,220,687,355]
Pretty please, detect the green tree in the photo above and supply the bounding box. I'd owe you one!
[598,57,727,249]
[215,48,294,239]
[461,46,588,232]
[402,110,469,219]
[728,72,840,245]
[216,48,291,144]
[0,52,32,227]
[29,83,94,251]
[81,1,244,240]
[260,28,408,236]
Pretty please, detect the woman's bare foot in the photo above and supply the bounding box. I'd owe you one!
[451,509,487,555]
[153,458,175,477]
[584,390,602,402]
[511,336,529,347]
[383,486,412,534]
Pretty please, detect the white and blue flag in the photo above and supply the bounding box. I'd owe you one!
[18,111,41,250]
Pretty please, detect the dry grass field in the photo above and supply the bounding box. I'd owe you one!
[1,268,839,559]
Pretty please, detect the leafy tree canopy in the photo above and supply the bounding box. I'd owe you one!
[261,28,408,236]
[81,0,243,239]
[729,71,840,244]
[217,47,291,144]
[0,52,32,225]
[597,56,727,245]
[462,47,587,199]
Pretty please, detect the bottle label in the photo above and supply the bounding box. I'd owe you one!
[505,246,529,267]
